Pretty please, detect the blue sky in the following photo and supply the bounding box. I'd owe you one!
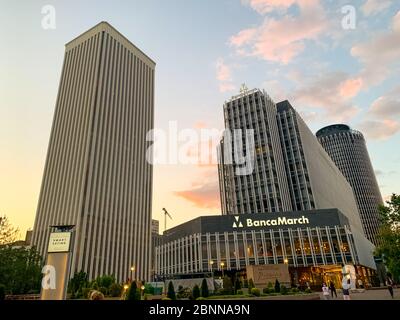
[1,0,399,236]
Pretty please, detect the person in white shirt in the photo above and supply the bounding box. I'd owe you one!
[322,283,330,300]
[342,279,351,300]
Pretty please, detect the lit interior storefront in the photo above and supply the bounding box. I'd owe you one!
[154,209,378,288]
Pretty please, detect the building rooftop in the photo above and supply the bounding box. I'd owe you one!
[316,124,362,138]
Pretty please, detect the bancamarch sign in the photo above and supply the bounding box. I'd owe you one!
[232,215,310,228]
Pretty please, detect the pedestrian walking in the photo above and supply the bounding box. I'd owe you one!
[322,283,330,300]
[329,281,337,298]
[342,279,351,300]
[385,273,394,299]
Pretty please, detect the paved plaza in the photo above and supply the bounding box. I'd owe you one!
[319,288,400,300]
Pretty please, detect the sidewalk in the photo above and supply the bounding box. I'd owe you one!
[319,288,400,300]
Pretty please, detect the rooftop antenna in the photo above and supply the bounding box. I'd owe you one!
[162,208,172,232]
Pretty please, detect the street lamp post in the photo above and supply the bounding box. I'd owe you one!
[131,266,135,282]
[220,262,225,277]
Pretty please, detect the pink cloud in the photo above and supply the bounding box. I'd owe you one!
[216,58,235,92]
[174,180,221,209]
[230,28,257,47]
[351,10,400,88]
[358,119,400,140]
[338,78,363,99]
[230,0,327,64]
[289,72,361,122]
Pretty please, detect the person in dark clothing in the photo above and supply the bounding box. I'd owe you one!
[329,281,337,298]
[386,274,394,299]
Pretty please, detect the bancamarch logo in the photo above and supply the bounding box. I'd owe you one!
[232,215,310,228]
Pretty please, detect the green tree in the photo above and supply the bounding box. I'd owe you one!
[167,281,176,300]
[126,281,140,300]
[274,279,281,293]
[0,246,42,295]
[192,284,200,299]
[201,278,209,297]
[375,194,400,281]
[0,216,20,245]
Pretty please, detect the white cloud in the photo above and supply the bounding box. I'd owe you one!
[361,0,392,16]
[351,10,400,88]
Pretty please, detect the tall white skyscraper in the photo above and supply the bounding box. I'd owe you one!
[31,22,155,281]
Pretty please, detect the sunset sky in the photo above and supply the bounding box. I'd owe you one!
[1,0,400,238]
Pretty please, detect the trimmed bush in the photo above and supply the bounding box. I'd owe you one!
[291,287,299,293]
[126,282,140,300]
[109,283,122,297]
[196,296,206,300]
[280,285,288,295]
[248,278,255,291]
[82,287,91,299]
[262,287,270,294]
[274,279,280,293]
[167,281,176,300]
[99,286,108,296]
[251,288,261,297]
[192,285,200,299]
[305,288,312,293]
[201,279,209,297]
[236,289,243,295]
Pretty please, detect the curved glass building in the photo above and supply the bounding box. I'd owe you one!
[316,124,383,245]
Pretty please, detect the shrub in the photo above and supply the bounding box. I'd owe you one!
[248,278,255,291]
[196,296,206,300]
[243,279,248,288]
[251,288,261,297]
[237,289,243,295]
[126,282,140,300]
[0,284,5,300]
[280,285,288,295]
[267,282,273,289]
[82,287,91,299]
[305,288,312,293]
[144,294,149,300]
[201,279,209,297]
[274,279,280,293]
[167,281,176,300]
[109,283,122,297]
[291,287,299,293]
[99,286,108,296]
[192,285,200,299]
[162,297,171,300]
[262,287,270,294]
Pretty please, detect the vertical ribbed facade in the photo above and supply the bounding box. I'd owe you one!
[276,101,316,211]
[316,125,383,245]
[276,102,363,234]
[31,22,155,282]
[218,89,293,215]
